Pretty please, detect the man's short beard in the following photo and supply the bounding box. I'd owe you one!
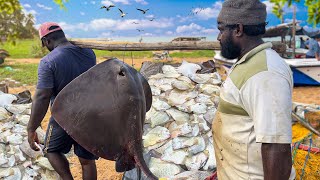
[220,33,241,60]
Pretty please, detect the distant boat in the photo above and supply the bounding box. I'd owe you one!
[214,53,320,86]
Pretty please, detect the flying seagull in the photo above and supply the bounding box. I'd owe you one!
[136,29,144,32]
[118,8,128,17]
[149,18,155,21]
[100,4,115,11]
[136,8,149,14]
[132,22,139,24]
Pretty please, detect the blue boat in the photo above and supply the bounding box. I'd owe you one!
[214,54,320,86]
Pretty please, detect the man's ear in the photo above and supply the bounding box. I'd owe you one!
[46,38,51,46]
[234,24,244,37]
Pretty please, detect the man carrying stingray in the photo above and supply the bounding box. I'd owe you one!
[27,22,98,180]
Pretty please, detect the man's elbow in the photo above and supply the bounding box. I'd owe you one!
[262,143,292,179]
[34,89,52,101]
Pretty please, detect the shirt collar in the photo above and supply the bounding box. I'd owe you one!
[235,42,273,65]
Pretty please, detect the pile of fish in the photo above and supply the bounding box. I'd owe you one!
[0,91,59,179]
[142,62,219,178]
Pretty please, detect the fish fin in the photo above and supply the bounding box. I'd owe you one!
[115,155,135,172]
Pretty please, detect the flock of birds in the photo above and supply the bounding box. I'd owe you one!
[100,4,151,19]
[188,7,206,16]
[100,4,155,41]
[100,4,206,42]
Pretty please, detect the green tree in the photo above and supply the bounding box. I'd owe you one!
[0,0,37,43]
[53,0,69,9]
[271,0,320,26]
[0,0,21,43]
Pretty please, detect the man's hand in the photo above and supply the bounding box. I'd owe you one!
[262,143,292,180]
[27,88,52,151]
[28,130,40,151]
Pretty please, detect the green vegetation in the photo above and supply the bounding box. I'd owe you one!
[0,39,40,58]
[0,63,38,85]
[170,50,214,58]
[1,0,38,44]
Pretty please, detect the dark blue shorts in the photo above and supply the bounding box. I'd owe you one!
[43,117,98,160]
[306,55,315,58]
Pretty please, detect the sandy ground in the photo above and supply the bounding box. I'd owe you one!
[6,56,213,68]
[6,57,320,180]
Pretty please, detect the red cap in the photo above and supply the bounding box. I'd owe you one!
[38,22,63,39]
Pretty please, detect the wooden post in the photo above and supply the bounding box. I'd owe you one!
[69,40,287,54]
[292,6,296,58]
[0,83,8,93]
[281,12,285,44]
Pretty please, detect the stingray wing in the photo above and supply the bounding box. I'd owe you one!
[51,59,147,159]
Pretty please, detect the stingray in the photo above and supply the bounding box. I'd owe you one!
[51,58,157,179]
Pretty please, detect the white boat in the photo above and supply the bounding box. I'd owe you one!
[214,53,320,86]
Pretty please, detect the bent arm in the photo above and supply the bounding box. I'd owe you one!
[262,143,292,180]
[27,88,52,132]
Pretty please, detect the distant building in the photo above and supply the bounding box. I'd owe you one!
[171,37,206,42]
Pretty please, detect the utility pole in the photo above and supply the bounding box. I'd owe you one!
[292,6,296,58]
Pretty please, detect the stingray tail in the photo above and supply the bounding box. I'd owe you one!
[133,144,158,180]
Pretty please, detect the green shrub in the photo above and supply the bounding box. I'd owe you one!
[30,42,49,58]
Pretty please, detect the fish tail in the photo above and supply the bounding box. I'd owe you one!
[133,144,158,180]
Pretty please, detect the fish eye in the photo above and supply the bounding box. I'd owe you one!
[119,67,125,76]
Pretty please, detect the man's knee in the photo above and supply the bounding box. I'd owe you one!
[78,157,96,166]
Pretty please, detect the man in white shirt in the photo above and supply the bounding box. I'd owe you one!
[212,0,295,179]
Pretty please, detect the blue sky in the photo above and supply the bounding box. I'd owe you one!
[20,0,319,41]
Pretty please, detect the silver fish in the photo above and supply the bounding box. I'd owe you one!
[149,157,183,178]
[143,126,171,147]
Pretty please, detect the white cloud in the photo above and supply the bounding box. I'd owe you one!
[116,18,173,30]
[22,9,38,16]
[263,1,273,13]
[91,1,96,4]
[112,0,130,5]
[192,1,222,20]
[36,3,52,10]
[142,32,153,36]
[80,12,85,16]
[101,0,146,6]
[176,23,203,33]
[166,31,173,35]
[99,32,112,37]
[176,15,192,23]
[23,4,31,8]
[55,18,173,33]
[101,0,114,6]
[145,14,154,19]
[34,24,41,30]
[201,28,218,34]
[176,23,217,35]
[135,0,148,5]
[89,19,118,30]
[57,22,90,32]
